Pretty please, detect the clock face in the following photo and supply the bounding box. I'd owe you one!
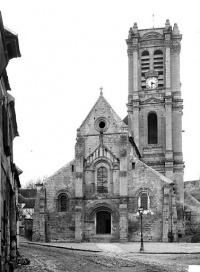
[146,77,158,89]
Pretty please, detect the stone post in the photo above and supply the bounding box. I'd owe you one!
[32,183,46,242]
[119,199,128,241]
[75,204,84,241]
[119,134,128,241]
[165,97,173,180]
[75,133,84,197]
[162,187,170,242]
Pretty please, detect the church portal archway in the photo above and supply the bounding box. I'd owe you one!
[96,211,111,234]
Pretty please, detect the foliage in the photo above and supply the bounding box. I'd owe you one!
[184,202,200,242]
[23,176,48,189]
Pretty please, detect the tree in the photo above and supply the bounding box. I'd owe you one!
[23,176,48,189]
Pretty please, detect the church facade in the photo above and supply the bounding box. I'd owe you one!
[32,20,184,243]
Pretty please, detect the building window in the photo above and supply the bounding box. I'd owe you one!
[140,193,148,210]
[154,50,164,87]
[95,117,109,133]
[141,50,150,89]
[138,192,149,210]
[148,112,158,144]
[185,211,191,221]
[97,167,108,193]
[58,194,68,212]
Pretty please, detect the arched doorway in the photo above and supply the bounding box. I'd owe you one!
[96,211,111,234]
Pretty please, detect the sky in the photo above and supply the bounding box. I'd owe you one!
[1,0,200,186]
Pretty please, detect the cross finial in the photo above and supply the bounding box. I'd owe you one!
[100,87,103,95]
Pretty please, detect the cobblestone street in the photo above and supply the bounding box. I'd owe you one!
[15,244,191,272]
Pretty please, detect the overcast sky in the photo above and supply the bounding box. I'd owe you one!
[1,0,200,186]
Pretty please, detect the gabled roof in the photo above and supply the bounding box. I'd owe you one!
[0,12,21,79]
[24,198,35,209]
[44,160,75,183]
[123,115,128,125]
[4,26,21,60]
[79,92,127,130]
[132,156,172,185]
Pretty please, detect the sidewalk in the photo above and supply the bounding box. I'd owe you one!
[20,236,200,254]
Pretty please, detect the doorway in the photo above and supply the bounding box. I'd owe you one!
[96,211,111,234]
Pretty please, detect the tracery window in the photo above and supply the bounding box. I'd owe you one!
[58,193,68,212]
[148,112,158,144]
[97,167,108,193]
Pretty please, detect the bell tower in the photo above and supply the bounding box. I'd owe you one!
[126,19,184,202]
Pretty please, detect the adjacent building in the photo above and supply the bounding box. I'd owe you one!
[0,12,22,271]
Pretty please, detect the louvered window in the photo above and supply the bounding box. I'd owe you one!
[154,50,164,87]
[141,50,150,89]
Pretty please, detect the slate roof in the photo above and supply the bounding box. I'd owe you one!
[123,115,128,125]
[18,189,37,209]
[18,193,35,209]
[19,189,37,198]
[24,198,35,209]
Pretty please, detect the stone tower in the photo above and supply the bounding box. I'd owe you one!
[126,20,184,202]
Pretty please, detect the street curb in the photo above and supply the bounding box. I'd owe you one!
[25,242,102,253]
[138,252,200,255]
[20,242,200,255]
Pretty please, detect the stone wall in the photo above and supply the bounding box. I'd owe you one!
[127,154,177,242]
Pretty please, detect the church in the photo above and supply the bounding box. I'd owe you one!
[32,19,185,243]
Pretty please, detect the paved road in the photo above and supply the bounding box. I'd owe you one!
[26,239,200,254]
[15,243,189,272]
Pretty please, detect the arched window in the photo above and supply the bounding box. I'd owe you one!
[140,193,148,210]
[97,167,108,193]
[148,112,158,144]
[58,193,68,212]
[138,191,149,211]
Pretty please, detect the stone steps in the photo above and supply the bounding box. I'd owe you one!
[88,234,115,243]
